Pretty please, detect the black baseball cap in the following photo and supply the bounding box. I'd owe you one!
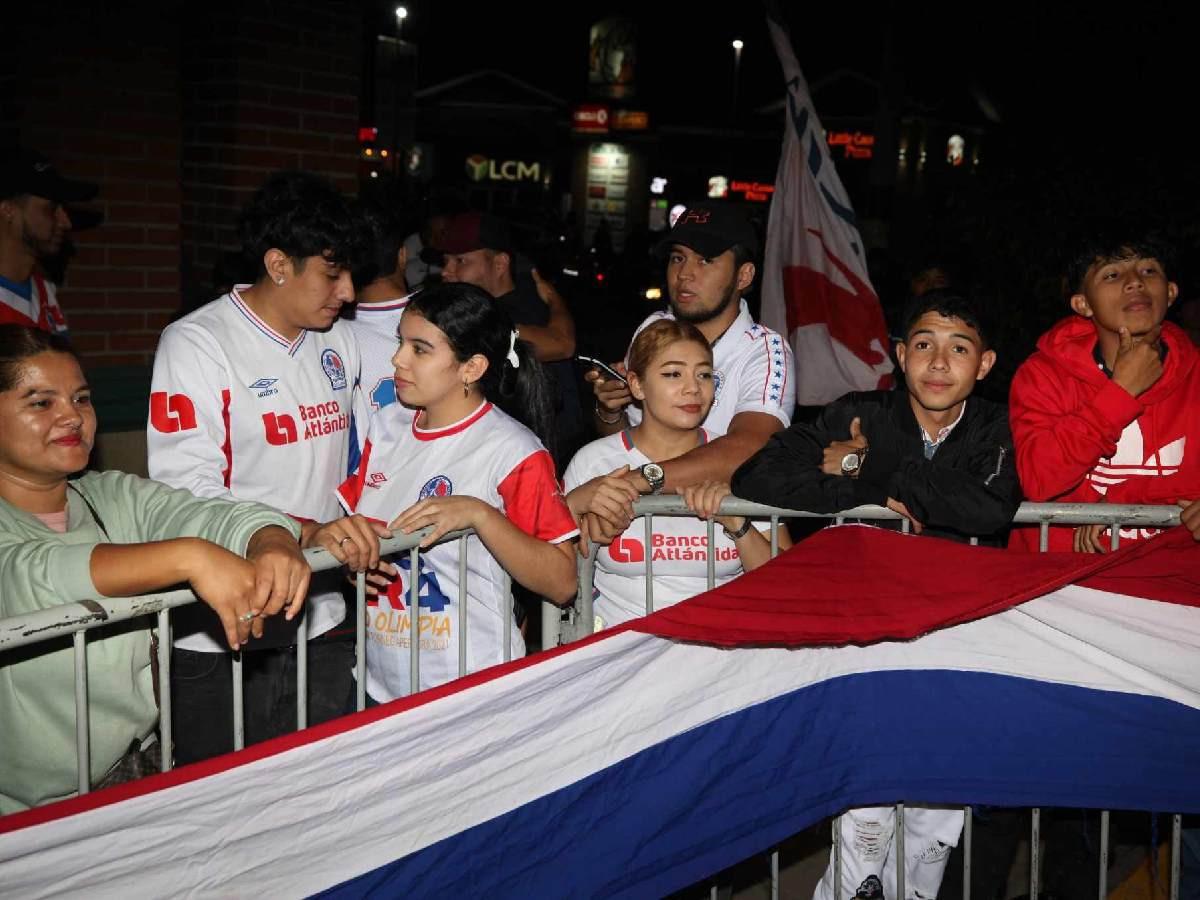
[654,202,759,259]
[0,149,98,204]
[432,211,515,256]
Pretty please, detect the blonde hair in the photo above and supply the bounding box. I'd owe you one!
[626,319,711,377]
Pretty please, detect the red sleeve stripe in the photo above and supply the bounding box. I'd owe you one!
[336,439,374,513]
[220,388,232,488]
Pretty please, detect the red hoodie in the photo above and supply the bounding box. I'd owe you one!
[1009,316,1200,551]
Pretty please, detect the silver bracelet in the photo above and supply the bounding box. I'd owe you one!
[594,403,622,425]
[722,518,753,540]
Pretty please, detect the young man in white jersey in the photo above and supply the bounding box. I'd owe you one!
[586,202,795,544]
[346,203,417,414]
[148,172,377,764]
[0,149,95,334]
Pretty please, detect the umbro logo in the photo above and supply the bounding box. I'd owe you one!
[366,472,388,489]
[249,377,279,398]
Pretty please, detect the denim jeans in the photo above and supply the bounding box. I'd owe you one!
[170,636,355,766]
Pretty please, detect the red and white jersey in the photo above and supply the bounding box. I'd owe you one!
[0,274,69,334]
[564,430,751,628]
[148,287,367,651]
[345,293,415,414]
[625,300,794,434]
[338,401,578,700]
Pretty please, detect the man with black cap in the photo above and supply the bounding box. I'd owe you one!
[439,210,576,363]
[0,150,97,334]
[588,202,794,501]
[438,210,582,458]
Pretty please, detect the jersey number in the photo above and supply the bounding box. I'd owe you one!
[368,555,451,613]
[150,392,198,433]
[370,377,396,410]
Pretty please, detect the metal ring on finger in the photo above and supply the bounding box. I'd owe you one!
[339,536,353,546]
[239,611,257,623]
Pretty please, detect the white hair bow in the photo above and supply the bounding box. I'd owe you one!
[507,330,520,368]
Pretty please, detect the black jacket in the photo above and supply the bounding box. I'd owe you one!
[731,390,1021,545]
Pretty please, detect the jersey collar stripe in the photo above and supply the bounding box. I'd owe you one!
[620,429,634,451]
[356,295,414,313]
[411,401,493,441]
[230,288,306,354]
[0,290,32,319]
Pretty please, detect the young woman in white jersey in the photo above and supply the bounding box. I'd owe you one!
[337,283,578,700]
[563,319,788,628]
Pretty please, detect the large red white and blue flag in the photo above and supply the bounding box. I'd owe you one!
[2,526,1199,897]
[760,11,894,405]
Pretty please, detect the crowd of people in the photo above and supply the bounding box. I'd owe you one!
[1,148,1199,898]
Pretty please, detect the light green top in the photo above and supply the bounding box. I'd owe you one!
[0,470,299,814]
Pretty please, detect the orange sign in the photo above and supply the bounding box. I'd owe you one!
[612,109,649,131]
[827,131,875,160]
[730,180,775,202]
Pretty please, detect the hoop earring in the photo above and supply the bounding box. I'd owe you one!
[463,380,470,398]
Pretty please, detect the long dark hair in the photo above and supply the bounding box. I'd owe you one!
[0,325,80,391]
[407,283,556,454]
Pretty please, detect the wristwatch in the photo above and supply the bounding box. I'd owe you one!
[840,448,867,477]
[639,462,666,494]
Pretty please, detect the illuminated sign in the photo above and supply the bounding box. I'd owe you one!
[650,176,668,195]
[612,109,649,131]
[729,180,775,202]
[707,176,729,199]
[465,154,543,183]
[826,131,875,160]
[573,104,609,134]
[947,134,965,167]
[358,126,378,143]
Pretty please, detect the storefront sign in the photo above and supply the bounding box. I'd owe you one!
[612,109,649,131]
[465,154,543,183]
[730,180,775,202]
[826,131,875,160]
[573,104,610,134]
[585,142,631,250]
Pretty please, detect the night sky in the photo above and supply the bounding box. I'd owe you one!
[377,0,1190,161]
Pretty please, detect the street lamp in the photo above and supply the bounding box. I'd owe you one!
[731,39,744,123]
[394,5,408,38]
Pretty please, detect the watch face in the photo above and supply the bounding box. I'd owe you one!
[840,452,860,473]
[643,463,664,481]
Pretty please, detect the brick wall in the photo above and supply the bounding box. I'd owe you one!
[8,5,185,368]
[7,1,364,364]
[180,1,362,313]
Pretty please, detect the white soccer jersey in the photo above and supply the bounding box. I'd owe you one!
[563,430,754,628]
[148,287,368,651]
[338,401,579,700]
[624,300,795,434]
[0,274,69,334]
[345,293,414,414]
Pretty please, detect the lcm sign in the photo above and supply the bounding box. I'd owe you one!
[465,154,544,183]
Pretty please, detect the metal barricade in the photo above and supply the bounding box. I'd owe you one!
[0,499,1190,898]
[0,526,485,794]
[543,498,1185,900]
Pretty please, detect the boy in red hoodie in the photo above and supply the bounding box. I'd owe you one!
[1010,231,1200,552]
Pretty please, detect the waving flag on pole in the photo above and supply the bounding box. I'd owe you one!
[761,10,894,405]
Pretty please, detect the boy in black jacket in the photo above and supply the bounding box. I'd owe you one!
[732,290,1020,898]
[732,290,1020,546]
